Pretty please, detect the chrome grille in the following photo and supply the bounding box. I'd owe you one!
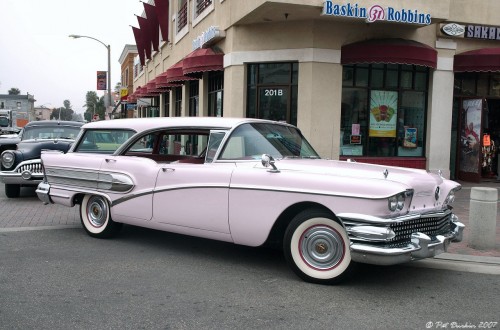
[388,214,452,244]
[16,162,43,174]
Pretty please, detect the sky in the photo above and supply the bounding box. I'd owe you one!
[0,0,146,114]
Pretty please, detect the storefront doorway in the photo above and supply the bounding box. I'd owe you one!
[452,72,500,182]
[453,97,499,182]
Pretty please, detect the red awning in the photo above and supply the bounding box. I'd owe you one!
[341,38,437,68]
[454,48,500,72]
[156,72,182,89]
[165,60,198,83]
[182,48,224,77]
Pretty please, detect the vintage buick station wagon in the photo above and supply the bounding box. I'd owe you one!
[36,117,464,284]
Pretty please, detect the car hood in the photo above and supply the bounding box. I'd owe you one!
[17,139,75,159]
[254,158,459,203]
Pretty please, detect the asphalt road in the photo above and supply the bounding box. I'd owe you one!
[0,183,499,329]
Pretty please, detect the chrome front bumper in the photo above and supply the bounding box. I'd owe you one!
[0,159,44,185]
[349,222,465,265]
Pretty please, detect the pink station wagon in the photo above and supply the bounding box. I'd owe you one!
[36,117,464,284]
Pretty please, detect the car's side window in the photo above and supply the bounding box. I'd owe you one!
[128,132,157,154]
[125,130,210,164]
[74,129,135,154]
[205,131,226,163]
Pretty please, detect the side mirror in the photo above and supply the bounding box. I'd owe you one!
[261,154,280,173]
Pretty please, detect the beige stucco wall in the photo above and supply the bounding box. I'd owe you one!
[132,0,500,175]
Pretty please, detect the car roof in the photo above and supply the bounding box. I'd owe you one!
[82,117,290,133]
[24,120,84,127]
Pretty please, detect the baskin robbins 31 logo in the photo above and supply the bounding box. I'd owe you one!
[322,1,432,25]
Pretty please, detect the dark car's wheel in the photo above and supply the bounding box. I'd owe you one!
[5,184,20,198]
[80,194,122,238]
[284,208,351,284]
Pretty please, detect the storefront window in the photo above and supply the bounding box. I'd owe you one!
[208,71,223,117]
[174,87,182,117]
[247,62,298,125]
[189,81,199,117]
[341,64,429,157]
[163,91,170,117]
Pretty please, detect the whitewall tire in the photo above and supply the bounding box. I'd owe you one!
[80,194,122,238]
[284,208,351,284]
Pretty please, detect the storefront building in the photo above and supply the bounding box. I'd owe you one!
[129,0,500,181]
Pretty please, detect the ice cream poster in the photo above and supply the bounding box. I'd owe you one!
[369,91,398,137]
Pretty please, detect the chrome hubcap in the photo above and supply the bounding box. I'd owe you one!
[300,225,344,270]
[87,196,108,228]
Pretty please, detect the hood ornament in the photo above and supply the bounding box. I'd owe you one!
[383,169,389,179]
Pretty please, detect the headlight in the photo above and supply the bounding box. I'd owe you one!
[388,192,406,212]
[443,186,461,207]
[1,151,15,169]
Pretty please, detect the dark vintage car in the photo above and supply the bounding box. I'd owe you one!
[0,120,83,198]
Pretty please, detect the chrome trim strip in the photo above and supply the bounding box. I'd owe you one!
[230,184,390,200]
[112,184,228,206]
[45,167,134,193]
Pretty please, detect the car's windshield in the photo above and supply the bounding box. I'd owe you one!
[74,129,135,154]
[0,117,9,127]
[21,125,81,140]
[219,123,319,160]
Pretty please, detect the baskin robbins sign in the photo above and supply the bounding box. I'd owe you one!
[322,1,432,25]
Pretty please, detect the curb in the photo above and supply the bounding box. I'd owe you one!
[408,253,500,275]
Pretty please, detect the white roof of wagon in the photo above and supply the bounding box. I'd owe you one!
[82,117,285,133]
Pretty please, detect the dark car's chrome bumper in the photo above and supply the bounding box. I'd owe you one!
[0,159,44,185]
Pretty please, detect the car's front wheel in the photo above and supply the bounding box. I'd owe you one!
[5,184,20,198]
[284,208,351,284]
[80,194,122,238]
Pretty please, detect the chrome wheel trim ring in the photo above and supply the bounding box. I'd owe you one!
[299,225,345,270]
[87,196,108,228]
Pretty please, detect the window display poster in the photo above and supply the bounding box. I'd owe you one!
[459,99,482,173]
[403,127,417,148]
[369,91,398,137]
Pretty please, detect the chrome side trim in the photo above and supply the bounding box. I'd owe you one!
[45,167,134,193]
[230,184,392,200]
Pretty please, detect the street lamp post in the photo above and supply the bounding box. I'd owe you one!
[69,34,112,117]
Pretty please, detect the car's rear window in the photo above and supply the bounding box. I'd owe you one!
[21,125,82,140]
[74,129,135,154]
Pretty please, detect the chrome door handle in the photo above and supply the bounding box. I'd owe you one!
[162,168,175,172]
[105,159,116,163]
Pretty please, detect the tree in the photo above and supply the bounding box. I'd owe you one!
[84,91,105,121]
[50,100,74,121]
[8,88,20,95]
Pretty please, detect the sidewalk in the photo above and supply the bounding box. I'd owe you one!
[444,180,500,258]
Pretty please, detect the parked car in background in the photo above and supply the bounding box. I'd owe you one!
[36,117,464,284]
[0,121,84,198]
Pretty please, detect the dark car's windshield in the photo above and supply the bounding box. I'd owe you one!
[219,123,319,160]
[22,125,81,140]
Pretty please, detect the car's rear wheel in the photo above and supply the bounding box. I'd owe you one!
[284,208,351,284]
[5,184,20,198]
[80,194,122,238]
